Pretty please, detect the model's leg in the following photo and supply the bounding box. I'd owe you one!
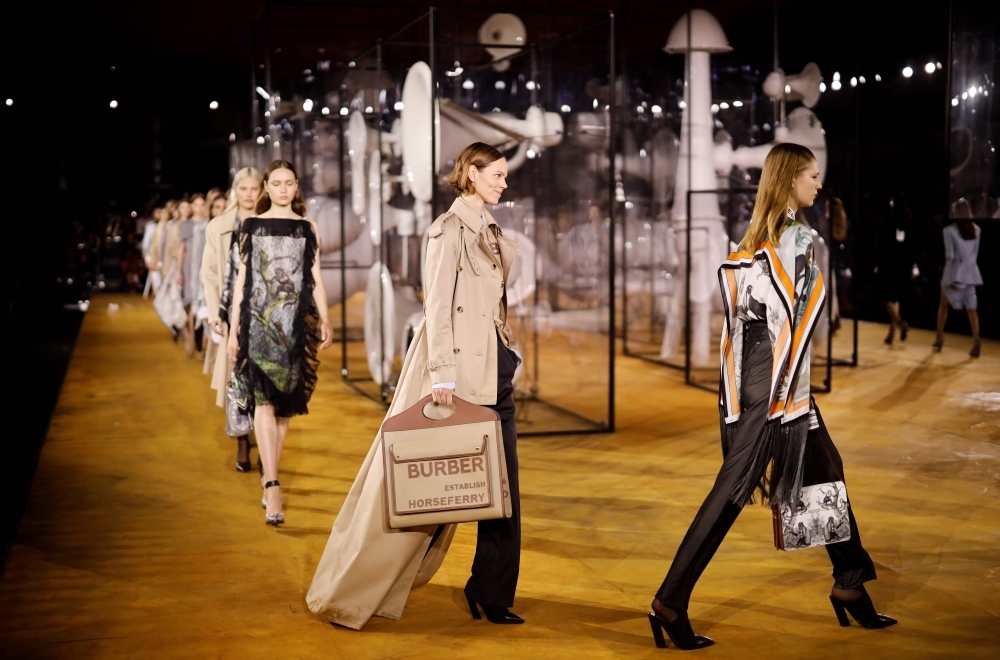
[934,288,949,347]
[255,405,282,517]
[968,308,981,357]
[653,324,773,616]
[883,301,900,343]
[467,341,520,610]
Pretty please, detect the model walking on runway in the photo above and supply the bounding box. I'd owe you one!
[227,160,332,525]
[934,198,982,357]
[201,167,261,471]
[307,142,524,629]
[648,143,895,651]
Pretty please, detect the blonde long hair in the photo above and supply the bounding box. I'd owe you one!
[739,143,816,252]
[226,166,262,211]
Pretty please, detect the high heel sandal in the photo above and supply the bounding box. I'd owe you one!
[899,321,909,342]
[884,327,895,345]
[970,340,981,358]
[264,480,284,526]
[464,588,523,624]
[647,610,714,650]
[829,586,896,629]
[932,337,944,352]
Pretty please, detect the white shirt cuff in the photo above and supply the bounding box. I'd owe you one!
[432,382,456,390]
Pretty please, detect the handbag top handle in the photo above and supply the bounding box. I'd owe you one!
[382,394,499,433]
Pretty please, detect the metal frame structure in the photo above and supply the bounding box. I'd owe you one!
[325,8,617,436]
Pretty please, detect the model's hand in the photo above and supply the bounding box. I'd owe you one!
[177,272,184,286]
[227,330,238,362]
[431,387,454,405]
[319,320,333,349]
[211,320,225,336]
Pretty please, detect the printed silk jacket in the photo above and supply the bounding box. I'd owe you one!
[717,221,826,506]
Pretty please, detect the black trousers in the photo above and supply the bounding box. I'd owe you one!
[655,322,876,611]
[465,335,521,607]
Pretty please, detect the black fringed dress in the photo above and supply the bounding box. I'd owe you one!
[234,217,320,418]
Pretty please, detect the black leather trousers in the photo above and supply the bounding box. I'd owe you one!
[655,322,876,611]
[464,335,521,607]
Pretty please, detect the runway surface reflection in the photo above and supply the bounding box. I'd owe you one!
[0,294,997,658]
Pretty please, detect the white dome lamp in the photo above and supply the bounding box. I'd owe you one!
[661,9,732,368]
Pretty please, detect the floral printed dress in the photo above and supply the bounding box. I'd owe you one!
[233,218,320,417]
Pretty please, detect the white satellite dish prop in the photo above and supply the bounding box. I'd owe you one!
[347,110,368,216]
[478,13,526,72]
[364,262,396,386]
[400,61,564,213]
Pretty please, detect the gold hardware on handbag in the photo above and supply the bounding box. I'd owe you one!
[381,394,512,529]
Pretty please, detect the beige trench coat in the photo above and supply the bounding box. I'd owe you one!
[306,197,517,629]
[200,208,240,407]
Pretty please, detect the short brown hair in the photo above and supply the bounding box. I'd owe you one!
[448,142,504,196]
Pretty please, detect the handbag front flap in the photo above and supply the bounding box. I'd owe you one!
[384,422,496,517]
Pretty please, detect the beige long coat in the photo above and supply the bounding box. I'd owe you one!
[199,207,240,406]
[306,198,517,629]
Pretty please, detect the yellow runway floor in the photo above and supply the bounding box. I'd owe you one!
[1,294,998,659]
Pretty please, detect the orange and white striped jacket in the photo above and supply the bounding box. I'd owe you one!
[718,222,825,428]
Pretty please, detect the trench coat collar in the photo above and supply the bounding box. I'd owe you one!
[448,197,512,277]
[212,206,240,235]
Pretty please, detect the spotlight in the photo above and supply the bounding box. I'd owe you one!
[256,86,270,100]
[526,148,536,159]
[720,102,729,109]
[651,105,662,113]
[710,103,719,113]
[831,80,842,91]
[4,98,11,106]
[850,77,857,87]
[209,101,219,109]
[732,100,743,107]
[969,86,977,97]
[109,100,118,108]
[593,99,598,108]
[902,66,913,78]
[394,101,404,110]
[678,100,687,109]
[365,106,373,113]
[637,105,645,113]
[560,104,571,113]
[952,97,959,106]
[340,107,349,116]
[321,106,330,115]
[833,72,841,81]
[819,82,827,92]
[256,136,265,145]
[875,74,882,81]
[302,99,314,112]
[525,81,537,90]
[462,80,474,90]
[495,81,506,90]
[924,62,935,74]
[229,133,236,141]
[859,76,866,84]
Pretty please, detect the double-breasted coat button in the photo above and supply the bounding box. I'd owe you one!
[457,306,463,312]
[491,263,497,270]
[453,348,460,354]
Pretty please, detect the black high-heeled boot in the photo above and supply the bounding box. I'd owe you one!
[464,588,523,624]
[829,586,896,629]
[647,610,714,650]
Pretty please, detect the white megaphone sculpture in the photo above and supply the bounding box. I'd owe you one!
[660,9,734,367]
[479,13,526,72]
[400,61,564,229]
[713,62,828,181]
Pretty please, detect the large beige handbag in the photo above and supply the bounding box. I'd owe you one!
[381,394,512,529]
